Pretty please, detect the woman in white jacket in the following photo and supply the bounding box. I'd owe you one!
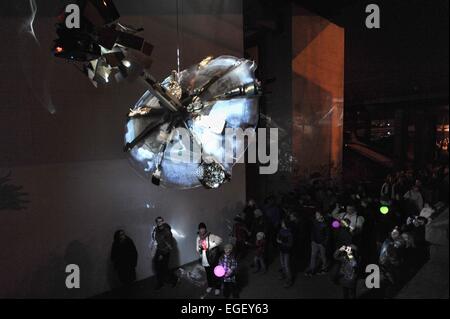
[196,222,223,296]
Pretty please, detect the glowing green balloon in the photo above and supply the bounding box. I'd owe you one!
[380,206,389,214]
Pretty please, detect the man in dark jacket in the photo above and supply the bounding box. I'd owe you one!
[152,216,178,289]
[277,219,294,288]
[111,229,138,285]
[305,211,330,276]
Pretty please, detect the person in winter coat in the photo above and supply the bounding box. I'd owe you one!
[333,245,359,299]
[152,216,178,289]
[276,219,294,288]
[196,222,223,296]
[379,226,406,297]
[218,243,239,299]
[305,211,330,276]
[332,203,365,248]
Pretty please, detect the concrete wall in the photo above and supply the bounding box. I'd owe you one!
[397,208,449,299]
[0,0,245,298]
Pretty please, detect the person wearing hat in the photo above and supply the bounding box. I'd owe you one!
[218,243,239,298]
[196,222,223,296]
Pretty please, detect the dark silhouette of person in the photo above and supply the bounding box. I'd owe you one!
[152,216,178,289]
[111,229,138,286]
[243,199,257,230]
[231,215,250,259]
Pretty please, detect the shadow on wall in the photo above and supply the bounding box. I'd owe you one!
[221,201,245,239]
[169,237,181,270]
[63,240,93,298]
[0,171,30,210]
[24,241,91,298]
[26,253,66,298]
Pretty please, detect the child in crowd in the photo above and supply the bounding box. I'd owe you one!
[218,244,239,298]
[253,232,267,274]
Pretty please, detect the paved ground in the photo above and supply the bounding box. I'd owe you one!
[96,213,450,300]
[95,253,372,299]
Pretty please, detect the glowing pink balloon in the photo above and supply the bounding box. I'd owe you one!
[214,265,226,278]
[332,220,340,229]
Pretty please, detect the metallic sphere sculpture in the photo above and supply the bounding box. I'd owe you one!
[52,0,260,189]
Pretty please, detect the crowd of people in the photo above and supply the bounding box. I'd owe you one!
[109,162,448,299]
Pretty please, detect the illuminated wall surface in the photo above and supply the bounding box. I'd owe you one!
[0,0,244,298]
[291,7,344,180]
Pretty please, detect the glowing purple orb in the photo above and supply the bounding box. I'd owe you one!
[332,220,340,229]
[214,265,226,278]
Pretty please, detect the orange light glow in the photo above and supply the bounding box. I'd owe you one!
[291,9,345,180]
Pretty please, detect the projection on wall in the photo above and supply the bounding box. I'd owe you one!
[51,0,261,189]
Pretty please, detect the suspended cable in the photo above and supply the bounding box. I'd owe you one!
[176,0,181,75]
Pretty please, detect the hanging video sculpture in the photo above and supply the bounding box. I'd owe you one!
[52,0,261,189]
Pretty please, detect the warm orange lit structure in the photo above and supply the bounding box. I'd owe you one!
[291,7,344,181]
